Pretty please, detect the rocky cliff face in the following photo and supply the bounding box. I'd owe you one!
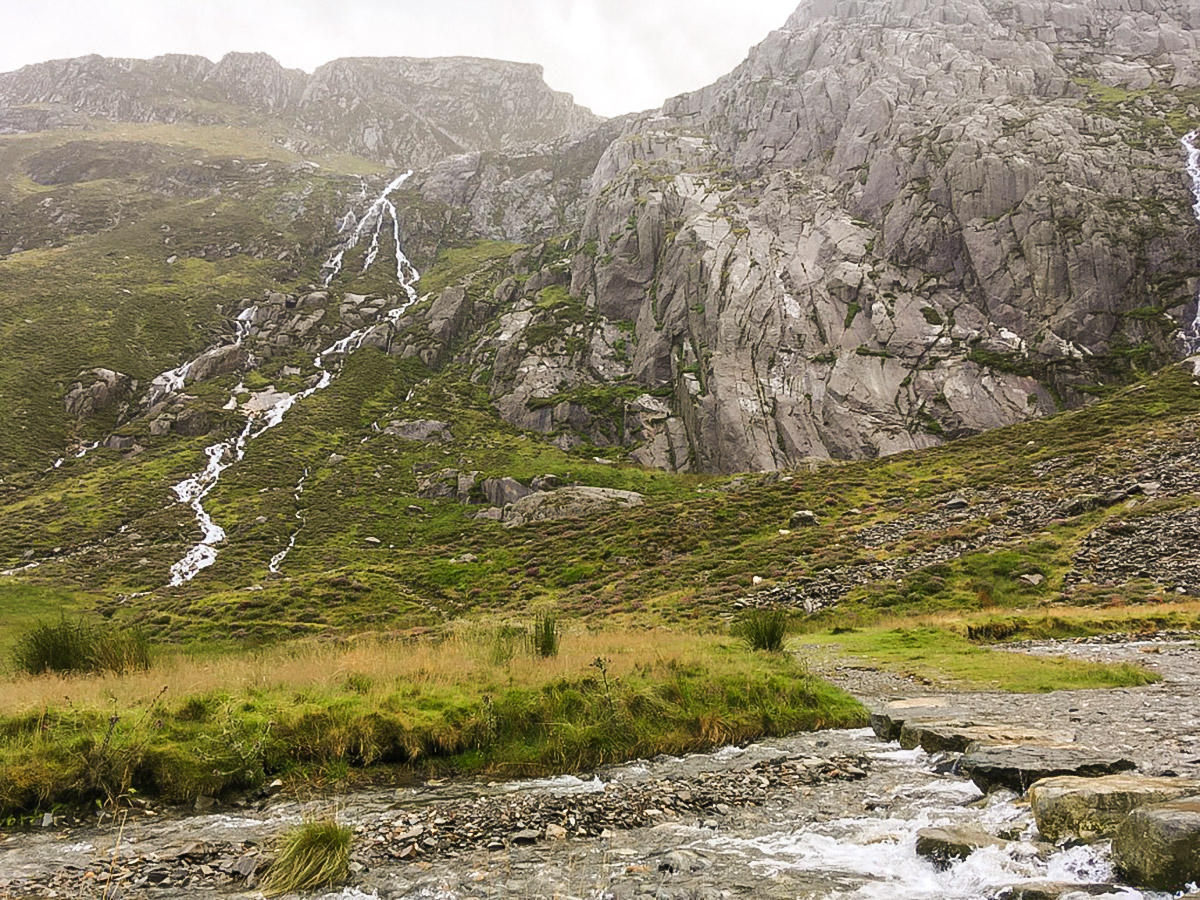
[0,53,599,169]
[5,0,1200,477]
[435,0,1200,471]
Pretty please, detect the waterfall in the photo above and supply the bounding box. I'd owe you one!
[1180,132,1200,353]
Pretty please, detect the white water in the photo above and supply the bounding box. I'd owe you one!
[52,440,99,469]
[268,468,309,573]
[321,171,420,301]
[1181,132,1200,352]
[168,173,422,585]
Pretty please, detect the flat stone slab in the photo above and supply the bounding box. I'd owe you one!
[899,720,1074,755]
[960,744,1136,794]
[869,698,971,742]
[915,825,1009,869]
[1029,774,1200,842]
[1113,795,1200,892]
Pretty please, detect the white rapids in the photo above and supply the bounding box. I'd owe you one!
[167,172,422,585]
[268,468,309,574]
[1180,131,1200,352]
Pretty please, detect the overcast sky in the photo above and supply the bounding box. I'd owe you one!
[0,0,800,117]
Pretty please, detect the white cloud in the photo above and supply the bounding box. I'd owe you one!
[0,0,800,116]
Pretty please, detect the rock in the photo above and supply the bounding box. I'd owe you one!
[944,497,971,511]
[364,537,382,545]
[1019,574,1045,587]
[503,486,644,528]
[482,476,535,507]
[869,698,965,742]
[383,419,452,442]
[789,510,820,528]
[475,507,505,521]
[899,721,1073,755]
[510,829,541,845]
[531,473,566,491]
[544,823,567,841]
[417,469,460,500]
[960,745,1137,794]
[992,884,1131,900]
[1029,775,1200,842]
[1112,795,1200,891]
[64,368,133,418]
[915,826,1009,869]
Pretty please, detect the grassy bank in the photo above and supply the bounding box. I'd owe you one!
[0,627,865,818]
[796,626,1162,692]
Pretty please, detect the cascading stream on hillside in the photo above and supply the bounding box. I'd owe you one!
[166,175,421,586]
[1181,131,1200,353]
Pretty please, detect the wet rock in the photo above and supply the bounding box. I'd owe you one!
[992,884,1130,900]
[1112,795,1200,891]
[1029,774,1200,842]
[961,745,1137,794]
[916,826,1009,869]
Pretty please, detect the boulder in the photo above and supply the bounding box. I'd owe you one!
[1112,795,1200,891]
[482,476,535,507]
[417,469,460,500]
[915,826,1008,869]
[64,368,133,418]
[503,487,644,528]
[790,510,820,527]
[869,698,968,742]
[384,419,453,442]
[1029,775,1200,842]
[960,744,1137,794]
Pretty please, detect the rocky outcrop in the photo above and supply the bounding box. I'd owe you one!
[502,486,644,528]
[64,368,134,418]
[1112,795,1200,891]
[1029,774,1200,842]
[458,0,1200,472]
[0,54,600,170]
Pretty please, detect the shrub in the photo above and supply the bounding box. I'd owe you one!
[261,819,352,897]
[11,618,151,676]
[526,614,560,658]
[736,608,790,652]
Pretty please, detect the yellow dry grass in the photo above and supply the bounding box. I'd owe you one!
[0,625,718,716]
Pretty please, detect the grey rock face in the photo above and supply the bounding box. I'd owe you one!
[461,0,1200,472]
[64,368,133,418]
[0,53,600,170]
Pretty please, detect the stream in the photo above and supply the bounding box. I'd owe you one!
[2,640,1194,900]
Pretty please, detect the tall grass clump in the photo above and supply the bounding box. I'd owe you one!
[526,614,560,658]
[736,608,790,652]
[11,617,151,676]
[260,819,352,897]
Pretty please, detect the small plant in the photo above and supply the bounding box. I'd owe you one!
[12,617,151,676]
[527,614,560,658]
[260,819,352,897]
[736,608,790,652]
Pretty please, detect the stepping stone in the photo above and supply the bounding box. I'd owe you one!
[1029,774,1200,842]
[899,720,1073,754]
[1112,795,1200,892]
[960,744,1136,793]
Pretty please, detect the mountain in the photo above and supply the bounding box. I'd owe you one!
[0,0,1199,612]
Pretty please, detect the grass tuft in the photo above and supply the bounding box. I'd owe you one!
[527,614,560,658]
[736,608,790,652]
[11,618,151,676]
[260,819,352,897]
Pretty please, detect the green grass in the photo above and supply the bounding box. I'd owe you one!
[261,820,352,897]
[736,608,790,652]
[11,617,151,676]
[0,629,866,816]
[796,627,1162,692]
